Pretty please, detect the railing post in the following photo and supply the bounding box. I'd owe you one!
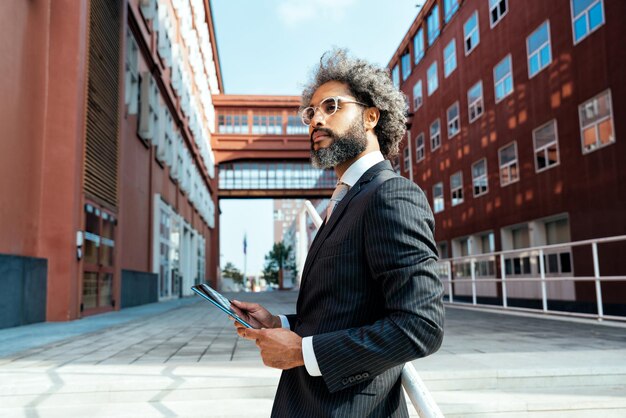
[447,261,454,303]
[538,249,548,312]
[500,254,508,308]
[592,242,604,320]
[471,258,477,305]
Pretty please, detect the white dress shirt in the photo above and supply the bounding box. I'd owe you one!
[279,151,385,376]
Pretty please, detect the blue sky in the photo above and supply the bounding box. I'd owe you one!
[214,0,421,275]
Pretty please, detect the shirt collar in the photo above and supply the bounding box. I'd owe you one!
[339,151,385,187]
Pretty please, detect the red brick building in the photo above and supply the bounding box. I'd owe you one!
[389,0,625,315]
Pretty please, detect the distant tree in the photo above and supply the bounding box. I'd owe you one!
[262,241,297,288]
[222,262,244,285]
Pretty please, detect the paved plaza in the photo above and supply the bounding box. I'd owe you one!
[1,291,625,417]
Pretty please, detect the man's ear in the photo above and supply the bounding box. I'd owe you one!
[363,107,380,130]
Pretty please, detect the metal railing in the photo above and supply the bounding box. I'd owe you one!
[437,234,626,322]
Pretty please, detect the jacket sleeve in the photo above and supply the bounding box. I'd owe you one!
[312,177,445,393]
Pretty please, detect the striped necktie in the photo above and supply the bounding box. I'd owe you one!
[326,182,350,221]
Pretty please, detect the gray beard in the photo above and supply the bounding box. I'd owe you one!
[310,118,367,169]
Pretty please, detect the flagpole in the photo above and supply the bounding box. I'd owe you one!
[243,232,247,290]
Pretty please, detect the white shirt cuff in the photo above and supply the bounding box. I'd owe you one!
[278,315,290,329]
[302,336,322,377]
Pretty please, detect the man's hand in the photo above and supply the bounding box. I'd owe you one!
[230,300,281,329]
[236,324,304,370]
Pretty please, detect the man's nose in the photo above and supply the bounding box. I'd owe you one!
[311,108,325,126]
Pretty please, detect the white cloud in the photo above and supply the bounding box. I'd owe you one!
[277,0,357,27]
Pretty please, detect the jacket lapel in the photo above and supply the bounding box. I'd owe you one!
[298,160,393,291]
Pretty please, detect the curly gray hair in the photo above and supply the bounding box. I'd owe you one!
[301,48,408,158]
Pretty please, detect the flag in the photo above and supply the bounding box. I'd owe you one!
[243,233,247,255]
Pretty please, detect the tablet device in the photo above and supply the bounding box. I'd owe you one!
[191,284,254,328]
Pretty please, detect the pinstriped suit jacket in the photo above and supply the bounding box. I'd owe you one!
[271,160,445,418]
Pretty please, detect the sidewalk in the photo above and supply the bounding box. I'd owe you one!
[0,291,625,417]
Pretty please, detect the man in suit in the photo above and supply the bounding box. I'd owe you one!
[231,49,444,417]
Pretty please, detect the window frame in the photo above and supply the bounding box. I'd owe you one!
[468,80,484,123]
[533,119,560,173]
[447,101,460,139]
[403,146,411,172]
[427,61,439,96]
[472,158,489,197]
[493,54,514,104]
[416,132,426,162]
[392,64,400,88]
[401,50,411,81]
[433,182,445,213]
[414,27,425,64]
[427,4,441,46]
[526,20,552,79]
[489,0,508,28]
[578,89,616,154]
[464,11,480,56]
[498,141,520,187]
[570,0,605,45]
[430,119,442,151]
[444,0,460,23]
[444,39,457,78]
[450,171,464,206]
[413,80,423,111]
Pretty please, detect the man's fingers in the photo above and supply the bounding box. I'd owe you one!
[238,327,263,341]
[231,300,258,311]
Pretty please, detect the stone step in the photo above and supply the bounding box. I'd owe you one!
[425,385,626,418]
[419,367,626,391]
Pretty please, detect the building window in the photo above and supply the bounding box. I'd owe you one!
[527,21,552,78]
[468,81,484,123]
[464,11,480,55]
[403,147,411,171]
[392,64,400,88]
[287,115,308,135]
[533,120,559,172]
[427,4,440,46]
[503,224,532,276]
[494,55,514,103]
[430,119,441,151]
[472,159,488,197]
[416,133,425,162]
[433,182,444,213]
[543,217,573,274]
[414,27,425,64]
[450,171,463,206]
[489,0,508,28]
[579,89,615,154]
[413,80,423,110]
[499,142,519,186]
[218,112,249,134]
[443,39,457,77]
[444,0,460,23]
[571,0,605,44]
[252,113,283,135]
[447,102,460,138]
[427,62,439,96]
[401,51,411,81]
[124,30,139,115]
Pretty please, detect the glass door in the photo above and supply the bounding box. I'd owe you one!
[82,203,116,315]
